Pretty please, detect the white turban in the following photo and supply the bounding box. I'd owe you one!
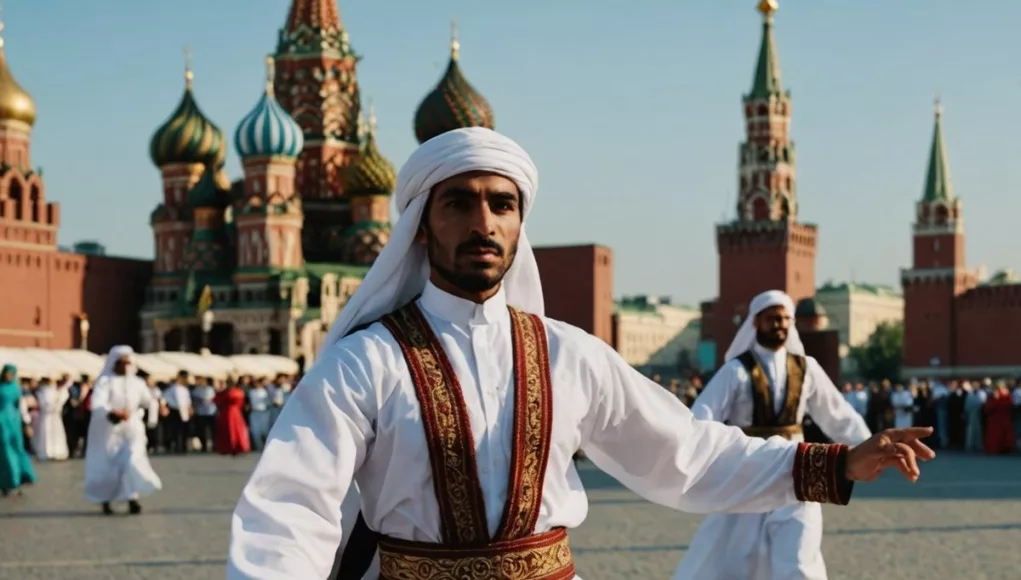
[723,290,806,362]
[100,345,138,378]
[319,127,543,353]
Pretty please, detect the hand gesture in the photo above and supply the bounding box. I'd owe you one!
[845,427,936,483]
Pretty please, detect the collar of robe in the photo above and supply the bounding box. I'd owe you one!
[419,280,509,327]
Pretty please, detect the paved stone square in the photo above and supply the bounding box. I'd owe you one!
[0,451,1019,579]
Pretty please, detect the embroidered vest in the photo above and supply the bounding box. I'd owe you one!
[337,301,574,580]
[736,350,806,439]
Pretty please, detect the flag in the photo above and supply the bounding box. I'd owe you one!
[196,284,214,318]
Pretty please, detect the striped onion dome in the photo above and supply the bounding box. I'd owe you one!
[344,107,396,196]
[234,57,304,159]
[413,30,494,144]
[149,67,225,168]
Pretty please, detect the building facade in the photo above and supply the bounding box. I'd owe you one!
[0,22,151,354]
[901,104,1021,378]
[533,244,614,345]
[814,282,904,352]
[613,296,700,377]
[699,0,817,367]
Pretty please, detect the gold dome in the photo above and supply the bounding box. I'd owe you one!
[0,28,36,127]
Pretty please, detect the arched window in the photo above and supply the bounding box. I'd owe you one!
[751,197,770,221]
[8,180,22,220]
[29,184,40,222]
[935,204,949,225]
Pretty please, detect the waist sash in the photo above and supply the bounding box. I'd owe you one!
[378,527,575,580]
[741,424,803,440]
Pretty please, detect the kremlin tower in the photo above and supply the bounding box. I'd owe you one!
[701,0,817,367]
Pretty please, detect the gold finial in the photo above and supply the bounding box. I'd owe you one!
[934,93,943,118]
[450,19,460,62]
[368,99,377,136]
[184,46,194,89]
[757,0,778,19]
[0,2,6,50]
[265,55,276,95]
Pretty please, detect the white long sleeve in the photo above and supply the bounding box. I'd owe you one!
[227,283,816,579]
[803,359,871,445]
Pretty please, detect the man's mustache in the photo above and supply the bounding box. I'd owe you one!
[457,239,504,257]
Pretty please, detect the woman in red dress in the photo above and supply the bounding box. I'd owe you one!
[983,383,1016,455]
[214,381,250,456]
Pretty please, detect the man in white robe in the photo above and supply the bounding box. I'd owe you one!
[673,290,872,580]
[31,376,70,461]
[227,127,934,580]
[84,345,162,515]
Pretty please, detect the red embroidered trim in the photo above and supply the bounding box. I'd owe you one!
[382,304,489,545]
[793,442,851,505]
[495,309,554,541]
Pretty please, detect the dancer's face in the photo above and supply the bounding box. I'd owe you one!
[754,305,790,350]
[419,171,522,303]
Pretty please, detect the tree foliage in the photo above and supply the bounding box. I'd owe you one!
[849,320,904,381]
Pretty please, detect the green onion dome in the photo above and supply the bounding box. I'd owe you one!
[149,66,226,168]
[343,107,395,196]
[235,57,305,159]
[187,165,233,209]
[337,220,391,265]
[413,31,494,144]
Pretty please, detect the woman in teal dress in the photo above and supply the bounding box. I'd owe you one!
[0,364,36,496]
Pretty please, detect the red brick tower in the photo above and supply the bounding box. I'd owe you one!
[709,0,816,366]
[273,0,362,262]
[901,100,978,373]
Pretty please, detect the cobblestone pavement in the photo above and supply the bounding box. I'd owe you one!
[0,451,1019,579]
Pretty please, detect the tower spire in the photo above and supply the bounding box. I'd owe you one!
[450,19,460,62]
[367,98,377,136]
[750,0,782,99]
[184,46,194,90]
[0,1,6,50]
[265,55,275,95]
[922,97,954,202]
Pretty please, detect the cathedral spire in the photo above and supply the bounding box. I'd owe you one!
[284,0,342,33]
[922,96,955,202]
[749,0,782,100]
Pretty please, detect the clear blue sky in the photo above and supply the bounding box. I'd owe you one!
[7,0,1021,306]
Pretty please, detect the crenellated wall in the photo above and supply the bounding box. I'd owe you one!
[955,284,1021,368]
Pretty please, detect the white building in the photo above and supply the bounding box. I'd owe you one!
[813,282,904,374]
[614,296,701,377]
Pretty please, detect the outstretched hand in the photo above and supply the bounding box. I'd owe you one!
[845,427,936,483]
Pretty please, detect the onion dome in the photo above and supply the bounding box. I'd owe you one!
[0,24,36,126]
[413,23,494,144]
[337,220,391,265]
[187,165,233,209]
[343,103,395,196]
[794,297,829,331]
[150,54,226,168]
[235,56,305,159]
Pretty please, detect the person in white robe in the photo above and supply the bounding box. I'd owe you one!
[84,345,162,515]
[891,384,916,429]
[31,376,70,461]
[246,380,272,451]
[163,371,193,454]
[268,374,292,426]
[227,127,934,580]
[673,290,872,580]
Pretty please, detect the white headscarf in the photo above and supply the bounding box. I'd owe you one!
[319,127,543,354]
[723,290,806,362]
[99,345,138,378]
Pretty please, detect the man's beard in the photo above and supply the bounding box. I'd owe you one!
[756,329,787,350]
[428,232,517,294]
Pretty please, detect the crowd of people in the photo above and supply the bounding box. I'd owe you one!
[0,360,301,496]
[658,374,1021,454]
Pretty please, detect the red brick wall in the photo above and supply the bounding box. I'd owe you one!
[0,248,151,352]
[955,284,1021,367]
[712,222,817,366]
[800,329,841,384]
[912,232,964,270]
[533,244,613,345]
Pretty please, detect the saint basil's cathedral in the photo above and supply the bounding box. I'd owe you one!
[140,0,514,360]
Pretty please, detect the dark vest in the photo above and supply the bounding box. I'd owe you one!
[736,350,806,440]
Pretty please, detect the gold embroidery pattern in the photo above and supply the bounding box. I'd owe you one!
[777,354,806,425]
[382,304,489,545]
[496,309,554,541]
[794,442,850,505]
[379,528,575,580]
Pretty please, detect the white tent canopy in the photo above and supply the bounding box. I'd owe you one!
[0,348,299,382]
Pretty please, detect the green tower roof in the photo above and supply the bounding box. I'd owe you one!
[748,0,783,100]
[922,101,955,202]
